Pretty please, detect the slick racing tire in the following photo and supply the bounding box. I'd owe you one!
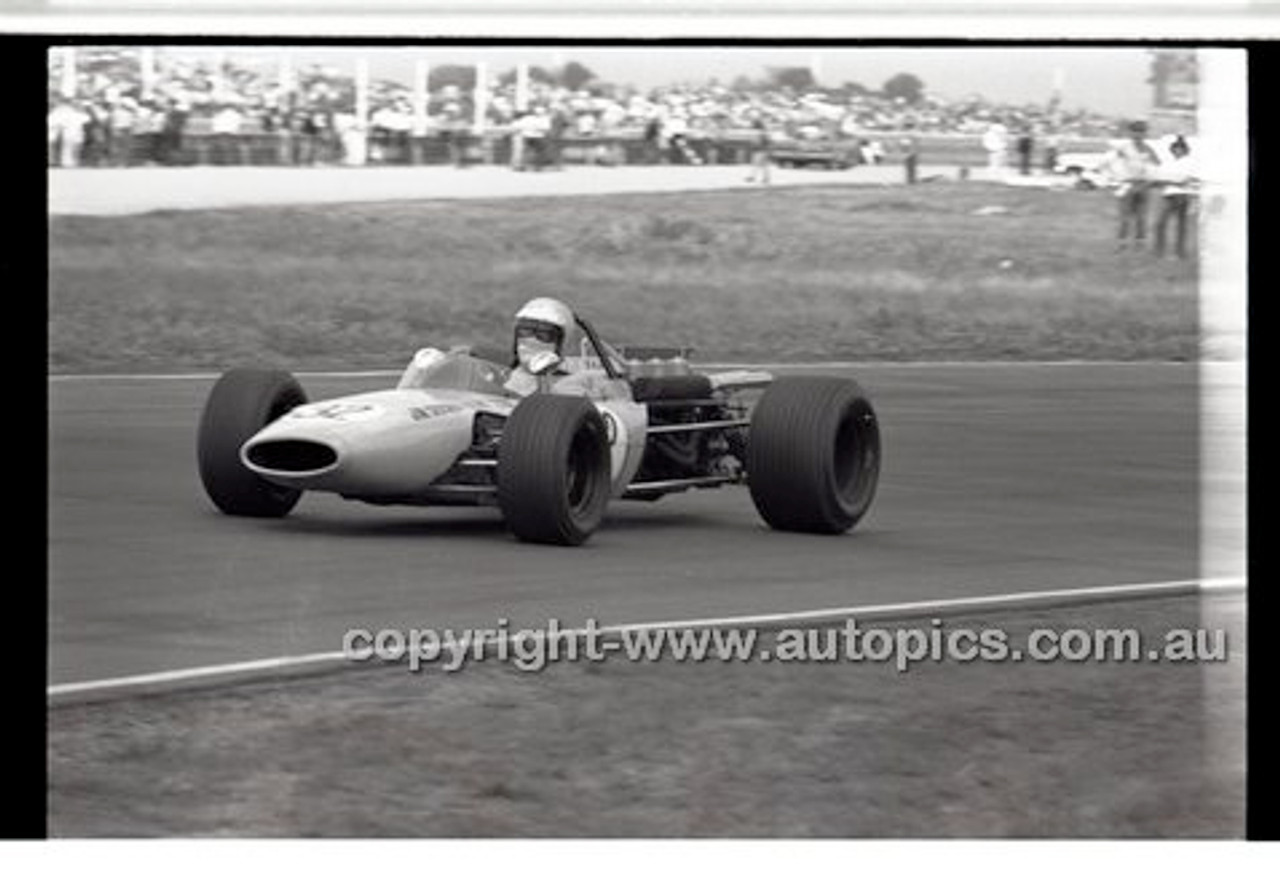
[747,376,880,534]
[197,368,308,518]
[497,394,612,546]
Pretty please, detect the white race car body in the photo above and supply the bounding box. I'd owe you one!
[241,346,655,504]
[198,313,879,544]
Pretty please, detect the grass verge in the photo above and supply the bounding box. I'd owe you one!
[48,595,1243,837]
[48,181,1198,373]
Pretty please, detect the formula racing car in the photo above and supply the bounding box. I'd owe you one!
[196,314,880,545]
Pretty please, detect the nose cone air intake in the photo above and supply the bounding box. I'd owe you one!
[243,439,340,475]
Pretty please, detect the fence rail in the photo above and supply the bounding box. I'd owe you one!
[48,131,1111,170]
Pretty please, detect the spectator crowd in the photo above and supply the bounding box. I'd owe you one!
[48,47,1130,170]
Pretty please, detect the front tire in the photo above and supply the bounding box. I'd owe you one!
[197,368,308,518]
[497,394,612,545]
[747,376,880,534]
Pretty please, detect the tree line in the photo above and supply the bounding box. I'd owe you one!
[428,61,928,105]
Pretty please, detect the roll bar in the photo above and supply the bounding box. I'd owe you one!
[573,314,625,379]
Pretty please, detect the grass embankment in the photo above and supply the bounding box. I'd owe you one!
[48,181,1198,373]
[48,596,1243,837]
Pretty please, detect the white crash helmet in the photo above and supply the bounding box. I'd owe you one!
[516,296,574,331]
[513,297,575,354]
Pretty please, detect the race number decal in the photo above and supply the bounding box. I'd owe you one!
[409,404,464,422]
[292,402,382,421]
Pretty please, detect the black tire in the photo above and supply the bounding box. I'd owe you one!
[747,376,880,534]
[197,368,308,518]
[497,394,612,545]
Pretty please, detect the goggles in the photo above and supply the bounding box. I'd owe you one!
[515,320,563,345]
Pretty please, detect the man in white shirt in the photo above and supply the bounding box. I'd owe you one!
[210,104,243,165]
[1154,136,1198,260]
[48,99,88,168]
[1105,120,1161,251]
[522,106,551,170]
[982,122,1008,175]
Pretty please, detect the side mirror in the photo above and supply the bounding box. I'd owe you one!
[527,350,562,375]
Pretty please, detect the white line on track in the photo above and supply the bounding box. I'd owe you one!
[47,360,1231,383]
[48,577,1245,704]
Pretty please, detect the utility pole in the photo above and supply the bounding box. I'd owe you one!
[473,61,489,131]
[59,46,76,99]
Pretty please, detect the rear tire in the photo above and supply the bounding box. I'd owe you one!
[497,394,612,545]
[747,376,880,534]
[197,368,308,518]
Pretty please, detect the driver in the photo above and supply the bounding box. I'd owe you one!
[505,296,576,396]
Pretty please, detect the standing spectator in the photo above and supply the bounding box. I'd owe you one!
[336,111,367,165]
[838,112,860,143]
[1043,132,1062,173]
[1015,129,1034,175]
[575,108,597,137]
[664,112,698,164]
[510,109,536,171]
[282,106,302,164]
[259,103,286,165]
[901,134,920,184]
[82,103,110,167]
[47,98,88,168]
[46,99,59,166]
[643,115,663,165]
[108,98,137,166]
[134,101,165,165]
[210,103,243,165]
[1105,120,1161,252]
[744,116,771,184]
[387,101,412,164]
[292,107,319,165]
[981,122,1008,177]
[410,103,430,166]
[369,104,393,163]
[1154,136,1198,259]
[547,106,569,170]
[159,98,189,165]
[523,106,550,170]
[313,108,338,165]
[441,102,469,168]
[270,104,293,165]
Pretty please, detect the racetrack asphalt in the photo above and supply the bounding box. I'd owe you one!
[48,363,1208,686]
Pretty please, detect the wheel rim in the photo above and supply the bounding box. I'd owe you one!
[565,421,603,518]
[833,403,877,512]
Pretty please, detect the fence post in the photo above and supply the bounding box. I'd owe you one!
[413,60,429,165]
[59,46,77,98]
[140,47,156,101]
[353,57,370,165]
[473,61,489,133]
